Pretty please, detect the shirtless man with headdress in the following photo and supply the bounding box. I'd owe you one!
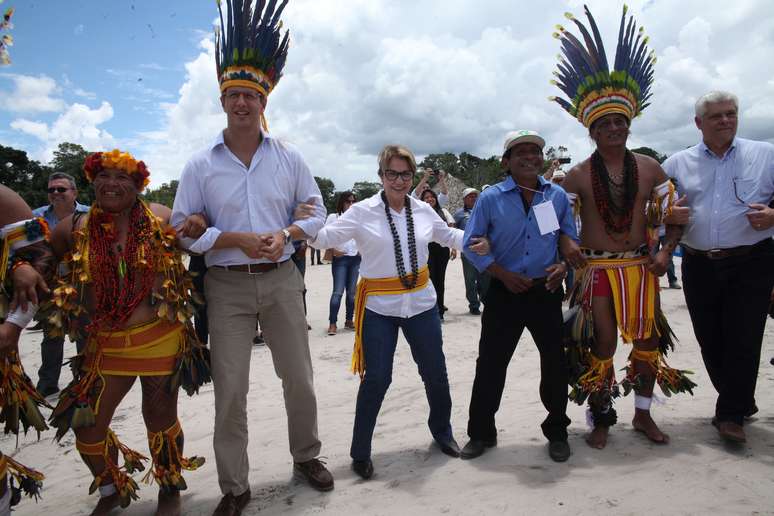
[550,5,695,449]
[0,184,55,515]
[44,150,210,515]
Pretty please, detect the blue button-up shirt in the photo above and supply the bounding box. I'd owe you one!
[462,175,578,277]
[32,201,90,228]
[662,137,774,250]
[453,206,473,231]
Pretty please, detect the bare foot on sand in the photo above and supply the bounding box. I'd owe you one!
[632,410,670,444]
[156,489,181,516]
[585,425,609,449]
[90,493,120,516]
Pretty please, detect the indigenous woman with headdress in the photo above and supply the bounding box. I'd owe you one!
[419,188,457,321]
[42,150,210,514]
[311,145,488,480]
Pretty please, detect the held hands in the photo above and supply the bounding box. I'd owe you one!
[177,212,209,239]
[545,262,567,292]
[559,235,586,269]
[664,195,690,225]
[746,204,774,231]
[647,249,671,277]
[468,236,490,256]
[10,263,48,311]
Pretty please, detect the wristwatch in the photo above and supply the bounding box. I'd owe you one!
[282,228,292,244]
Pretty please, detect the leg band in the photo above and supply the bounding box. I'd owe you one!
[634,394,652,411]
[144,419,205,491]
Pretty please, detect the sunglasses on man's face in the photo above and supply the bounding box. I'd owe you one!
[48,187,71,193]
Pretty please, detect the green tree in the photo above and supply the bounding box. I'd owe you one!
[0,145,53,208]
[144,180,179,208]
[351,181,381,201]
[631,146,666,163]
[314,176,336,213]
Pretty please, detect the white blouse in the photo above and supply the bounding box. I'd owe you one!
[311,191,463,318]
[320,213,358,256]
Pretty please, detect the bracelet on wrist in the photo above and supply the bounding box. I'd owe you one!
[11,260,31,273]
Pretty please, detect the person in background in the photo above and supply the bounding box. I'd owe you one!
[412,167,450,206]
[453,188,489,315]
[324,192,361,335]
[420,188,456,321]
[32,172,89,396]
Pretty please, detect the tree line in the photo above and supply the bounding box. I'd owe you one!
[1,142,667,212]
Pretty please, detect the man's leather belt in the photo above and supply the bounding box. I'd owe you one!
[211,260,287,273]
[682,240,771,260]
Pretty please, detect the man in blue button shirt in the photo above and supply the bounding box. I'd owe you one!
[663,91,774,444]
[32,172,89,396]
[459,130,576,463]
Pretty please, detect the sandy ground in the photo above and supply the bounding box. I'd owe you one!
[4,256,774,515]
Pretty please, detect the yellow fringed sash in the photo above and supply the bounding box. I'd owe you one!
[351,266,429,378]
[584,256,659,343]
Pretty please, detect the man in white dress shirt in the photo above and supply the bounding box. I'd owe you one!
[171,2,332,514]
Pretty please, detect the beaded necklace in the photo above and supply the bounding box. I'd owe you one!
[590,149,639,237]
[381,191,419,289]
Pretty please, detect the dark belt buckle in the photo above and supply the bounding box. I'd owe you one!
[706,249,726,260]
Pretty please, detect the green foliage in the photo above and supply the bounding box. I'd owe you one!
[351,181,381,201]
[631,146,667,163]
[314,176,336,213]
[0,145,51,208]
[143,180,179,208]
[420,152,504,190]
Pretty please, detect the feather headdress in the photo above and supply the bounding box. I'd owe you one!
[0,5,15,66]
[549,4,656,128]
[215,0,290,98]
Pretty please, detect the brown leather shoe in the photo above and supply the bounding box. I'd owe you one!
[294,458,334,492]
[212,489,251,516]
[716,421,746,443]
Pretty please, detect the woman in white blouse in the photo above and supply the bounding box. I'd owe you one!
[325,192,361,335]
[311,144,487,480]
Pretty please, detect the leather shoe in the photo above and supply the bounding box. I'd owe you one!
[548,440,571,462]
[436,437,461,458]
[294,458,334,491]
[460,438,497,460]
[713,419,746,443]
[351,459,374,480]
[212,488,251,516]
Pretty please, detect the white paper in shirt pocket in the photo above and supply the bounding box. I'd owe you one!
[534,200,560,235]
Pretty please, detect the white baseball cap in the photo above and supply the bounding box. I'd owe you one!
[503,130,546,154]
[462,187,480,198]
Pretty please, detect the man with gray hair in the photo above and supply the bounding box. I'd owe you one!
[663,91,774,444]
[32,172,89,396]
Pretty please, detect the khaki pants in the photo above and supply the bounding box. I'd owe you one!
[205,260,321,496]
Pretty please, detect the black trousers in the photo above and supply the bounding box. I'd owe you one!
[428,242,450,317]
[467,278,570,442]
[681,239,774,425]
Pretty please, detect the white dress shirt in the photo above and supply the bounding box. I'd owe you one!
[170,131,326,266]
[311,192,463,318]
[321,213,358,256]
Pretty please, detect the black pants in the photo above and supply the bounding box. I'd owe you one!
[428,242,450,317]
[467,278,570,442]
[682,239,774,425]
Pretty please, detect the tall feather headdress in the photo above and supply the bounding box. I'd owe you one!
[0,5,15,66]
[215,0,290,98]
[549,4,656,128]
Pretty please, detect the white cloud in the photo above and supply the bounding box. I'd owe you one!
[0,74,66,113]
[10,101,116,162]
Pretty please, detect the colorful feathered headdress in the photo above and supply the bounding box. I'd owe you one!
[83,150,150,190]
[550,4,656,128]
[215,0,290,98]
[0,4,15,66]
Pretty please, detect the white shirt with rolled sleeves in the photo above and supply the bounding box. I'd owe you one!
[170,131,326,266]
[310,192,463,319]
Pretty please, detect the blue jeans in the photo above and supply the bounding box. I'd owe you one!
[350,307,453,461]
[329,255,361,324]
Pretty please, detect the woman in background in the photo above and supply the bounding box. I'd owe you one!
[325,192,361,335]
[420,188,456,321]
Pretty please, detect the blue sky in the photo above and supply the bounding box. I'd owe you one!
[2,0,774,190]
